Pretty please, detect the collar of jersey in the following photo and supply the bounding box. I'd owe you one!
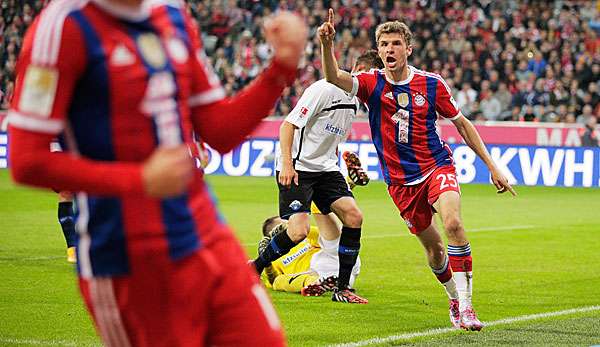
[384,65,415,85]
[92,0,153,21]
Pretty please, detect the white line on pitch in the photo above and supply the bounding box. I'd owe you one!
[0,338,102,347]
[329,305,600,347]
[0,338,76,346]
[0,255,65,262]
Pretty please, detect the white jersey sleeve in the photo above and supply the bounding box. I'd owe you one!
[284,81,331,128]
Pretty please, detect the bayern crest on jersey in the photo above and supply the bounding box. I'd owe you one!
[415,93,425,106]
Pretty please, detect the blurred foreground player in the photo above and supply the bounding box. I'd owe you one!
[319,9,516,330]
[8,0,307,346]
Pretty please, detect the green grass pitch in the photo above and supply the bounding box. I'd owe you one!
[1,169,599,346]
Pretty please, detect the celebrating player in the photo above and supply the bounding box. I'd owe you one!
[8,0,307,346]
[318,9,515,330]
[252,51,383,304]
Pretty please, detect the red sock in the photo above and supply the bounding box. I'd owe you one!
[448,243,472,272]
[435,266,453,283]
[432,256,453,283]
[449,254,473,272]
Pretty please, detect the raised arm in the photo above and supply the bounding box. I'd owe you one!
[318,9,353,93]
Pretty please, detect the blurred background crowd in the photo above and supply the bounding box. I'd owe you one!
[1,0,599,125]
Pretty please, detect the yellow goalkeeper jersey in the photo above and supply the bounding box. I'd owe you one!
[262,226,320,288]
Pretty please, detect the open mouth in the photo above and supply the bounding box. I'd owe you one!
[386,56,397,66]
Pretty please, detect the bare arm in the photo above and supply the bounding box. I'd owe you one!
[318,9,353,92]
[278,121,298,187]
[453,114,517,195]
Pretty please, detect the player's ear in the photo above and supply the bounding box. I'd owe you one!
[406,44,413,57]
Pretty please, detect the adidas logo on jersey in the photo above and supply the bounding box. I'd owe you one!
[384,92,394,100]
[110,45,135,66]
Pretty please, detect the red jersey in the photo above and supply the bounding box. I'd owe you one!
[8,0,295,277]
[352,66,460,185]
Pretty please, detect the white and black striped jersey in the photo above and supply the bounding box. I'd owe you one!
[276,79,359,172]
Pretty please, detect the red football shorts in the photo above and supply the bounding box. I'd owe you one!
[388,165,461,234]
[79,225,285,347]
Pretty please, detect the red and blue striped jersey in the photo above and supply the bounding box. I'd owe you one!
[351,66,460,185]
[9,0,228,277]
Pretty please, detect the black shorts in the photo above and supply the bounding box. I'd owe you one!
[276,170,353,219]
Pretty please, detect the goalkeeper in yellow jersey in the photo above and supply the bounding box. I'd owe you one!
[259,212,361,296]
[258,152,368,296]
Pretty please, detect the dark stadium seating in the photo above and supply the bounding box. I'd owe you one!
[1,0,598,123]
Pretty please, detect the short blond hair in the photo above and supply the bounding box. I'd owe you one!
[375,21,413,47]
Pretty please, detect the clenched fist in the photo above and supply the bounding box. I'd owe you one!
[264,11,308,69]
[142,145,194,198]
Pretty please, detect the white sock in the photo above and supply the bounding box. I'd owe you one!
[442,278,459,300]
[432,255,459,300]
[453,271,473,309]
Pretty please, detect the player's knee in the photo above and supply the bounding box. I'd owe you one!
[288,217,310,241]
[342,207,363,227]
[443,217,463,236]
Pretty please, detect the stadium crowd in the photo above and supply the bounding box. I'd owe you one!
[1,0,599,123]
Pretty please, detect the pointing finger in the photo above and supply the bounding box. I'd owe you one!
[328,8,334,24]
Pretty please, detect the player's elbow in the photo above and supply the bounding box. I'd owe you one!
[9,154,45,186]
[196,127,237,154]
[206,141,233,155]
[323,69,339,83]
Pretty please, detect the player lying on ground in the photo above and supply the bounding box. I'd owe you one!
[319,8,516,330]
[258,212,361,297]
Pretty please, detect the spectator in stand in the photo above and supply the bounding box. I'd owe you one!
[511,80,529,109]
[494,82,513,120]
[576,104,596,124]
[522,105,537,122]
[565,113,577,124]
[580,117,599,147]
[456,82,478,116]
[508,106,523,122]
[526,79,550,107]
[480,92,502,121]
[527,51,547,77]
